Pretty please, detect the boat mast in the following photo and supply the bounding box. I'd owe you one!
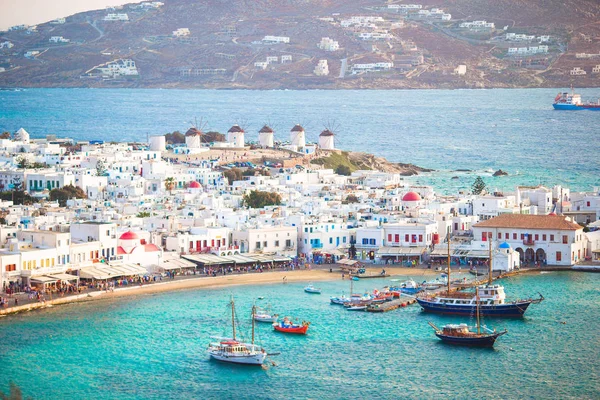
[488,235,493,286]
[231,295,236,341]
[251,304,255,345]
[350,275,354,296]
[447,226,451,295]
[476,286,481,335]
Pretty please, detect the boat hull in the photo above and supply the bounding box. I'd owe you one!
[304,289,321,294]
[273,325,308,334]
[254,316,277,323]
[434,332,502,348]
[209,352,267,365]
[417,298,533,317]
[553,103,600,110]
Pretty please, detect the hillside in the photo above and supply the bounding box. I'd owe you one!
[1,0,599,89]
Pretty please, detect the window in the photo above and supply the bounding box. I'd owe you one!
[520,234,524,240]
[263,241,267,248]
[304,228,308,233]
[369,239,376,245]
[505,233,509,239]
[513,233,517,240]
[256,242,261,249]
[5,264,16,272]
[274,240,280,247]
[550,234,554,241]
[556,251,561,262]
[482,232,487,241]
[405,234,409,242]
[542,234,547,241]
[286,240,292,247]
[395,234,399,242]
[534,234,539,241]
[498,232,502,239]
[418,234,423,242]
[562,235,568,244]
[388,234,392,242]
[587,201,591,207]
[343,237,347,243]
[329,238,333,244]
[362,238,368,245]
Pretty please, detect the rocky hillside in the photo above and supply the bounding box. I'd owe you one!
[1,0,599,89]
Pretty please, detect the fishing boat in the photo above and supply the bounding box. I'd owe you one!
[330,294,350,305]
[428,288,507,347]
[417,232,543,317]
[421,276,447,290]
[207,298,267,365]
[553,90,600,110]
[390,279,422,296]
[273,317,310,334]
[304,284,321,294]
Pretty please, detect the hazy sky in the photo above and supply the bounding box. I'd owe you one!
[0,0,143,31]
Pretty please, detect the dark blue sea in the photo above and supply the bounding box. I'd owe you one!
[0,88,599,193]
[0,272,598,399]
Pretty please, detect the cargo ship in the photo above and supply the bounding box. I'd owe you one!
[553,91,600,110]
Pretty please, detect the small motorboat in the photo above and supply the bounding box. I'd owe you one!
[273,317,310,334]
[429,322,507,348]
[304,284,321,294]
[347,304,368,311]
[330,294,350,305]
[390,279,423,296]
[254,307,278,323]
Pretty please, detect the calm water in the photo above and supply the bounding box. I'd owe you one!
[0,88,599,193]
[0,272,598,399]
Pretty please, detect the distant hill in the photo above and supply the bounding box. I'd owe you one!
[1,0,599,89]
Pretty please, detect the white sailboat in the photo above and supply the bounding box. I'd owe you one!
[207,297,267,366]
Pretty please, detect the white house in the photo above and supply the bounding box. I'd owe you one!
[262,36,290,44]
[318,37,340,51]
[104,13,129,21]
[232,226,297,256]
[473,214,586,266]
[173,28,190,37]
[314,59,329,76]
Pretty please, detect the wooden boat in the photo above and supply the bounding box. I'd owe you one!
[273,317,310,334]
[304,284,321,294]
[428,287,507,348]
[207,299,267,365]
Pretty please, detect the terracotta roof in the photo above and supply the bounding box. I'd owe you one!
[291,124,304,132]
[320,129,334,137]
[259,125,274,133]
[228,125,244,133]
[474,214,582,231]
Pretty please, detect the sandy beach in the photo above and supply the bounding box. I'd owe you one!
[0,266,441,316]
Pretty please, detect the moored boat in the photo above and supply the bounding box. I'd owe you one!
[389,279,422,296]
[428,287,507,347]
[330,294,350,305]
[273,317,310,334]
[304,284,321,294]
[254,306,278,323]
[208,299,267,365]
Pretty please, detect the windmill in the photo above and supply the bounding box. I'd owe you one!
[259,118,278,148]
[318,119,341,151]
[185,117,208,147]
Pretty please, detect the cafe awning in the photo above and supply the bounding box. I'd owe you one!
[376,246,427,257]
[30,276,58,284]
[46,273,79,281]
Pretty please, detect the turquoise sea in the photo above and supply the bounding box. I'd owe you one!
[0,271,598,399]
[0,88,599,193]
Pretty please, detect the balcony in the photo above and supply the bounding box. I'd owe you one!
[523,239,535,246]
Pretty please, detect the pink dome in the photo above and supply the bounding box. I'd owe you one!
[548,212,557,216]
[189,181,201,188]
[119,231,139,240]
[402,191,421,202]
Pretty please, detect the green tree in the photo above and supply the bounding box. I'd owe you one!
[335,165,352,176]
[0,131,11,139]
[31,162,47,169]
[0,177,36,205]
[49,184,87,207]
[164,131,185,144]
[223,168,243,185]
[15,155,30,169]
[472,176,487,195]
[164,177,176,194]
[345,194,359,203]
[136,211,151,218]
[242,190,282,209]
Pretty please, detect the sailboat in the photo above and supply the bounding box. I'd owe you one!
[417,230,543,317]
[428,287,508,347]
[207,297,267,365]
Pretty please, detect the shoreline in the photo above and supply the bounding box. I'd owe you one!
[0,267,441,317]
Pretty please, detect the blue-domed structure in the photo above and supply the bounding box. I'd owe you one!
[498,242,511,249]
